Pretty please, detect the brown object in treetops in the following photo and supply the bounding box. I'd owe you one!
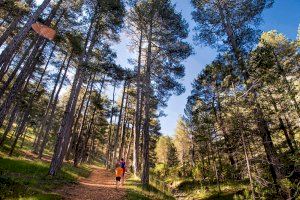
[31,22,56,40]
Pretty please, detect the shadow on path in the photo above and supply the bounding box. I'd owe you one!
[56,166,126,200]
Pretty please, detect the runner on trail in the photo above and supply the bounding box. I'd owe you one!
[120,158,126,185]
[115,163,123,189]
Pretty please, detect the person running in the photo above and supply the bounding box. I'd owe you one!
[120,158,126,185]
[115,163,123,189]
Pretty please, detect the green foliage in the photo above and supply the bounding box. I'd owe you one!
[155,136,178,168]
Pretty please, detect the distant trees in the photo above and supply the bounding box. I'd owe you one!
[125,0,192,185]
[174,0,300,198]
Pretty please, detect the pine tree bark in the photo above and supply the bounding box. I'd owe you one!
[106,82,117,168]
[49,8,99,174]
[0,0,62,128]
[0,0,51,67]
[49,66,83,175]
[125,122,134,163]
[133,31,143,176]
[0,15,22,47]
[38,54,71,159]
[0,105,19,146]
[66,75,91,160]
[111,80,127,165]
[0,51,16,82]
[34,52,68,153]
[119,88,129,160]
[142,17,153,186]
[8,48,51,156]
[0,38,37,97]
[74,75,94,167]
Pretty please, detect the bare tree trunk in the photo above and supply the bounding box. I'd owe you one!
[20,127,29,149]
[8,50,50,156]
[142,17,153,186]
[111,80,127,164]
[66,74,91,160]
[242,131,255,200]
[0,15,22,47]
[9,111,29,156]
[125,122,134,163]
[49,66,83,175]
[119,84,129,160]
[49,9,98,174]
[133,30,143,176]
[0,38,37,97]
[0,51,16,82]
[81,105,97,163]
[38,54,71,159]
[0,105,19,146]
[74,75,94,167]
[0,0,51,67]
[0,1,62,127]
[34,52,68,153]
[106,82,116,168]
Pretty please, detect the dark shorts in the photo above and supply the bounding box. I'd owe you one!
[116,177,121,181]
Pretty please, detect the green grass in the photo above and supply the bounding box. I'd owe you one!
[0,153,92,199]
[182,181,250,200]
[125,177,175,200]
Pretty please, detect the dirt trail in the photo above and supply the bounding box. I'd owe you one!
[56,166,126,200]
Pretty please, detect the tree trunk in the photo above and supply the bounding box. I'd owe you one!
[0,105,19,146]
[0,38,37,97]
[212,93,236,167]
[0,0,51,67]
[49,66,83,175]
[119,87,129,160]
[125,122,134,163]
[0,15,22,47]
[20,127,29,149]
[8,51,50,156]
[216,0,285,185]
[0,51,16,82]
[0,34,49,128]
[34,51,68,153]
[38,53,71,159]
[111,80,127,165]
[142,17,153,186]
[106,82,117,168]
[268,90,295,153]
[81,105,97,163]
[66,73,91,160]
[74,75,94,167]
[133,30,143,176]
[49,8,98,174]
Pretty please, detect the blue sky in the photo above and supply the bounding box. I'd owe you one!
[112,0,300,136]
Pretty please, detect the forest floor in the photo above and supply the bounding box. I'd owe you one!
[55,166,126,200]
[0,129,172,200]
